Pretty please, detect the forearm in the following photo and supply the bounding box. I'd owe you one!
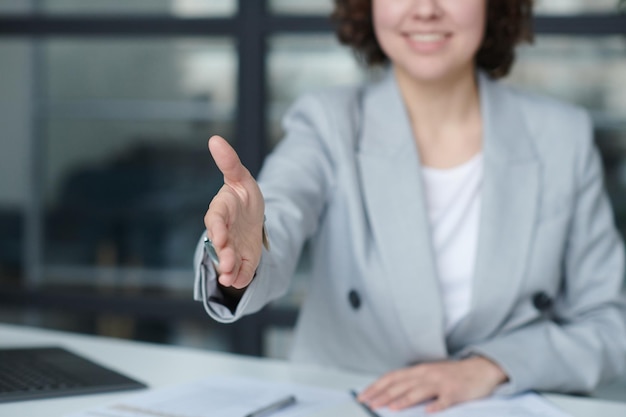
[465,355,509,387]
[193,230,291,323]
[459,305,626,395]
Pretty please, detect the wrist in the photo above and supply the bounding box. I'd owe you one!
[216,282,247,313]
[468,356,509,386]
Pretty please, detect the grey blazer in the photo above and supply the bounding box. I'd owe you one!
[195,68,626,395]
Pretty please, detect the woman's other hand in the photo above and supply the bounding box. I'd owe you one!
[358,356,508,413]
[205,135,265,290]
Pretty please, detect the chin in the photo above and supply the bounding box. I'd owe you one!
[401,66,458,84]
[396,57,473,85]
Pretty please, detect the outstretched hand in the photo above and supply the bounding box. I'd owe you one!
[204,135,265,289]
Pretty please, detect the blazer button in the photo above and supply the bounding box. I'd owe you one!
[348,290,361,310]
[532,292,553,312]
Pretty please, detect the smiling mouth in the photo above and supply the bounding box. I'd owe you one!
[408,33,450,43]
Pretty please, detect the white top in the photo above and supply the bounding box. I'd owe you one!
[421,152,483,335]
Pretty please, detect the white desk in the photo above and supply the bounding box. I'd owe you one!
[1,323,624,417]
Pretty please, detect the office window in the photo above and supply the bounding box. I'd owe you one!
[268,0,626,14]
[267,34,366,147]
[535,0,623,13]
[41,38,235,289]
[41,0,236,16]
[509,36,626,117]
[0,0,30,13]
[269,0,332,15]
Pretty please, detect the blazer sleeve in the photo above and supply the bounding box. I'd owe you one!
[193,93,338,323]
[460,112,626,395]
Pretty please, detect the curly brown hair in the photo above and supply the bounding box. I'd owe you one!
[332,0,534,79]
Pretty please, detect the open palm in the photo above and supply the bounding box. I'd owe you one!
[205,135,265,289]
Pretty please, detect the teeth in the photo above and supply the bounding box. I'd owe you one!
[410,33,445,42]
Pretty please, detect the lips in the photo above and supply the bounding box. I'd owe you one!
[409,33,448,43]
[404,32,451,53]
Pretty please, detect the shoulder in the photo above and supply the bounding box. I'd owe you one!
[280,84,365,150]
[505,83,590,130]
[285,85,362,124]
[496,81,592,145]
[492,80,594,168]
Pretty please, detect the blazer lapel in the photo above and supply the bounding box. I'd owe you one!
[447,73,540,351]
[357,70,447,359]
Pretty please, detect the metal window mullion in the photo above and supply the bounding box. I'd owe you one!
[24,0,45,291]
[533,15,626,35]
[0,17,237,37]
[236,0,268,176]
[1,15,626,37]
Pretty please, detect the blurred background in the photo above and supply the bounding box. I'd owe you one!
[0,0,625,399]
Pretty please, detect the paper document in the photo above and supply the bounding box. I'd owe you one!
[67,374,572,417]
[373,392,572,417]
[66,375,351,417]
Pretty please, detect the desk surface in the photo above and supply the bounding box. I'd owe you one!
[1,323,624,417]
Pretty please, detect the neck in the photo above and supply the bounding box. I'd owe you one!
[394,65,480,143]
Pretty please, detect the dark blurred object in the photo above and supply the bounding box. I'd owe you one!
[45,142,221,269]
[0,210,22,285]
[596,132,626,242]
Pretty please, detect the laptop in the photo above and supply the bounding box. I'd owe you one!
[0,346,147,403]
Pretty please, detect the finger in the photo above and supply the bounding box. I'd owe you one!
[219,245,242,287]
[232,258,257,289]
[369,382,415,409]
[388,386,437,411]
[358,370,402,402]
[369,373,434,410]
[360,369,410,406]
[358,375,395,403]
[205,209,228,249]
[216,245,236,276]
[360,367,419,403]
[206,187,239,248]
[208,135,251,185]
[425,395,452,414]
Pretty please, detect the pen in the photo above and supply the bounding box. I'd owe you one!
[244,395,297,417]
[350,390,382,417]
[203,237,220,267]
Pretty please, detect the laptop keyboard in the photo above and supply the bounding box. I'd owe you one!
[0,347,146,403]
[0,354,85,394]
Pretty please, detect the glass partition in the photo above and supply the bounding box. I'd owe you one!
[0,0,32,13]
[535,0,624,14]
[269,0,626,15]
[269,0,333,15]
[41,38,236,291]
[41,0,236,16]
[267,34,367,148]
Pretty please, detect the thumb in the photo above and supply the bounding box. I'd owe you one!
[208,135,250,184]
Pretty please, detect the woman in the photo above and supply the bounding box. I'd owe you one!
[194,0,626,412]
